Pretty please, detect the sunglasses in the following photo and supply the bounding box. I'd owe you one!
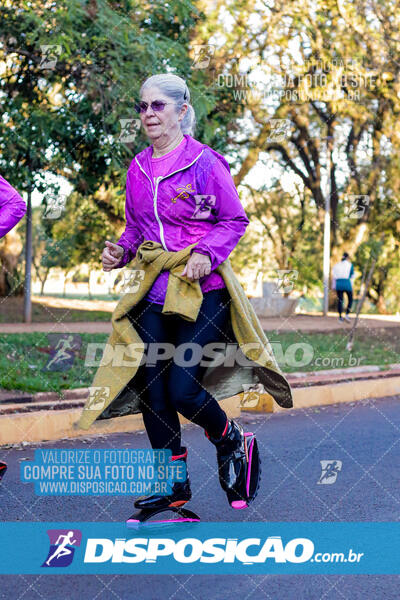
[134,100,176,114]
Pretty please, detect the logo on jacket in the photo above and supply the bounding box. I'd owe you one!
[42,529,82,567]
[170,183,195,203]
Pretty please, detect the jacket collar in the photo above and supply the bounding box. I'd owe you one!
[135,134,206,179]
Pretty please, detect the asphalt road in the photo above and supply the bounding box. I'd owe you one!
[1,309,399,333]
[1,396,399,599]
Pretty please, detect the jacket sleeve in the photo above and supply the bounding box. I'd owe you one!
[114,169,144,268]
[0,175,26,239]
[190,156,249,270]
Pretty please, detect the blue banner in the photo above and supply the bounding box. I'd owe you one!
[0,522,398,574]
[19,449,186,496]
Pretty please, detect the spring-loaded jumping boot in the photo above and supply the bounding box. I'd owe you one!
[134,447,191,510]
[205,419,261,509]
[126,447,200,526]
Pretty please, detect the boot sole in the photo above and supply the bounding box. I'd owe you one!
[134,496,191,510]
[126,506,201,527]
[229,433,262,509]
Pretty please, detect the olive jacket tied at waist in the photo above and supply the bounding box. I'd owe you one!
[76,240,293,430]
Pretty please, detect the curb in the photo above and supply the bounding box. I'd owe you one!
[288,363,400,379]
[244,369,400,413]
[0,388,89,405]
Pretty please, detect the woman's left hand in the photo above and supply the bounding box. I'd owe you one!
[180,252,212,280]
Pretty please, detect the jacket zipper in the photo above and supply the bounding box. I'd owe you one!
[135,149,205,251]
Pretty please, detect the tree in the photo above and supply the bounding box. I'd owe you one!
[0,0,204,315]
[192,0,400,311]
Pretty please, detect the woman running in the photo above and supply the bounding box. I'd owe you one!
[101,73,262,516]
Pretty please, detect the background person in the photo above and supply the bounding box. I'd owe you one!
[332,252,355,323]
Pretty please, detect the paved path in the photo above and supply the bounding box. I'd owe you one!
[0,321,112,333]
[1,396,399,599]
[260,312,400,333]
[1,312,399,334]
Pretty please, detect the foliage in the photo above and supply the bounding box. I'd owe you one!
[1,0,400,310]
[196,0,400,309]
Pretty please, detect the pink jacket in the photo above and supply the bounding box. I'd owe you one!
[116,135,249,296]
[0,175,26,239]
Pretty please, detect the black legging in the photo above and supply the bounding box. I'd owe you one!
[336,289,353,317]
[128,288,231,454]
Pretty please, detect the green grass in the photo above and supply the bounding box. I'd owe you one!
[0,333,108,394]
[267,328,400,372]
[0,328,399,394]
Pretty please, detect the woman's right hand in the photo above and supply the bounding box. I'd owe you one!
[102,241,124,271]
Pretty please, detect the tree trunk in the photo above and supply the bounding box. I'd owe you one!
[40,268,50,295]
[63,270,71,297]
[376,294,387,314]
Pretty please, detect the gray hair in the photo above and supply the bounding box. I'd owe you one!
[140,74,196,136]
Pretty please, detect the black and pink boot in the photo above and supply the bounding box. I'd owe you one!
[205,419,261,509]
[126,447,200,526]
[133,447,191,510]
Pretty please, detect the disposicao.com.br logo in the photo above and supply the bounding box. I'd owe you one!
[7,522,388,575]
[42,529,82,567]
[83,536,364,565]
